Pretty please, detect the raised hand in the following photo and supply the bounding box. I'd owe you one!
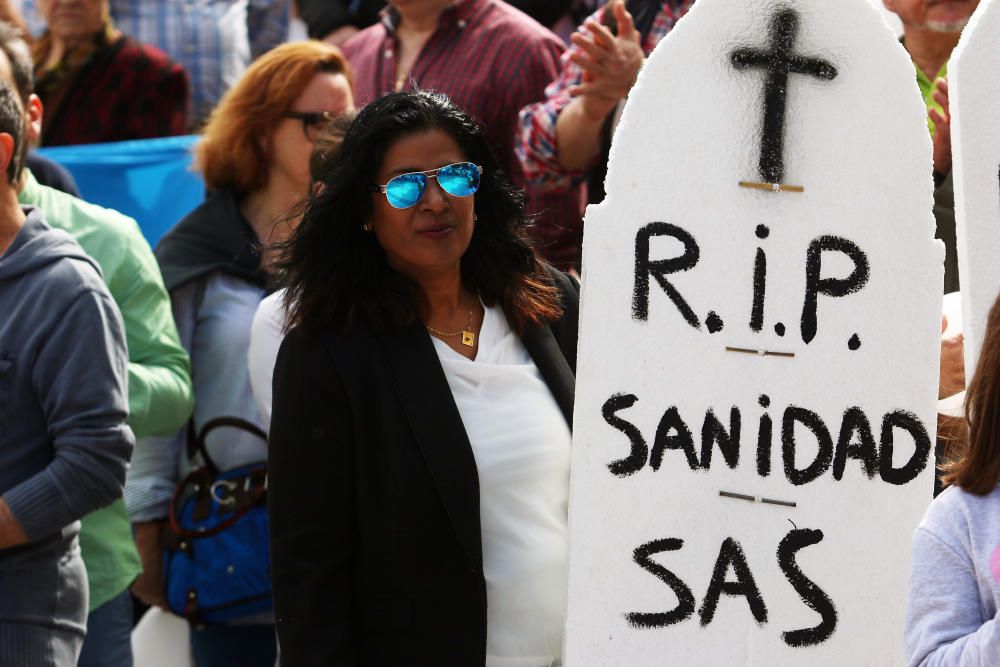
[568,0,645,121]
[928,77,952,175]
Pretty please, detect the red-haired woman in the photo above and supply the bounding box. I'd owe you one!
[905,293,1000,665]
[125,40,353,666]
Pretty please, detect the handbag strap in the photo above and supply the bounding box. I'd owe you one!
[188,416,268,476]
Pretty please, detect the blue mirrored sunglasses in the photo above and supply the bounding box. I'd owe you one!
[369,162,483,209]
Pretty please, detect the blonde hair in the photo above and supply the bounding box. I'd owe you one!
[194,40,352,195]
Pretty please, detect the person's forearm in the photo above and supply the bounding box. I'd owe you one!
[555,97,611,172]
[127,360,194,438]
[0,497,29,550]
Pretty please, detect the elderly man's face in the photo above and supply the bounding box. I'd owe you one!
[38,0,108,43]
[884,0,980,31]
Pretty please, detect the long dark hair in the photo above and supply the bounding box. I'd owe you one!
[276,90,562,335]
[943,293,1000,494]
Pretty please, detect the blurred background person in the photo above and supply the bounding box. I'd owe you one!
[269,90,579,666]
[342,0,587,272]
[248,110,355,430]
[518,0,691,206]
[31,0,189,146]
[125,40,353,667]
[0,1,81,192]
[905,291,1000,664]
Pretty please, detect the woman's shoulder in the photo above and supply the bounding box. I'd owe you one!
[545,265,580,306]
[918,483,1000,552]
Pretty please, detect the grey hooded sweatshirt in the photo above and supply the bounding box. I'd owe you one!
[0,207,134,643]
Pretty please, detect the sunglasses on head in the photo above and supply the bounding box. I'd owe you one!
[369,162,483,209]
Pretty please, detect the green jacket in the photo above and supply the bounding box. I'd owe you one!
[19,171,194,610]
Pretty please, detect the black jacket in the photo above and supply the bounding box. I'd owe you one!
[154,189,268,293]
[268,270,578,666]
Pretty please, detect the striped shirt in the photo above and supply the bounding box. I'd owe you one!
[516,0,694,192]
[343,0,587,271]
[109,0,289,125]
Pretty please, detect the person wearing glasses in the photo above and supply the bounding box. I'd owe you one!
[125,40,353,667]
[248,110,356,430]
[268,90,579,666]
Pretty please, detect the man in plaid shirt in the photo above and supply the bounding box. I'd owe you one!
[517,0,693,197]
[343,0,587,271]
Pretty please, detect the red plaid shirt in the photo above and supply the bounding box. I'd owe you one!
[40,36,189,147]
[343,0,587,270]
[517,1,694,191]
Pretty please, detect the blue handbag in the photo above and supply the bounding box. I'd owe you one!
[162,417,271,625]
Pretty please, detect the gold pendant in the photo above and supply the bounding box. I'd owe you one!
[461,330,475,347]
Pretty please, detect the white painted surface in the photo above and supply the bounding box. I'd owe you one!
[564,0,942,664]
[132,608,192,667]
[952,0,1000,375]
[868,0,905,35]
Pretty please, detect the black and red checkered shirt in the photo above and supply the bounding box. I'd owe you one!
[343,0,587,271]
[40,36,189,147]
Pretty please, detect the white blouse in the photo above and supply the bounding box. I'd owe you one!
[432,304,572,667]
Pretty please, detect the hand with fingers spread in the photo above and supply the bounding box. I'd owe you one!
[568,0,645,121]
[929,77,952,176]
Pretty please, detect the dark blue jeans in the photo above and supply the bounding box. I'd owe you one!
[77,590,134,667]
[190,623,277,667]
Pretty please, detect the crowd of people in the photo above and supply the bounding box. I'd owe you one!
[0,0,991,665]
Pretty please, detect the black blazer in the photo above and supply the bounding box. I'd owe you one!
[268,271,579,666]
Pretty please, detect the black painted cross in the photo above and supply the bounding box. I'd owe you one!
[731,9,838,185]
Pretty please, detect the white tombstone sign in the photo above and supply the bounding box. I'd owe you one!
[564,0,943,665]
[952,0,1000,373]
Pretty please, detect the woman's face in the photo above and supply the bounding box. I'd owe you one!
[39,0,108,42]
[370,129,476,281]
[267,71,354,197]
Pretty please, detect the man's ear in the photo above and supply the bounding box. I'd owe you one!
[0,132,15,179]
[25,94,41,143]
[882,0,897,12]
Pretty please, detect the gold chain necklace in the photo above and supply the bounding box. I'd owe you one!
[426,307,476,348]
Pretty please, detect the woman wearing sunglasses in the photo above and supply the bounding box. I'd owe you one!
[269,90,579,667]
[126,41,353,667]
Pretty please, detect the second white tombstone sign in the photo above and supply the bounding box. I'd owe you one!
[953,0,1000,373]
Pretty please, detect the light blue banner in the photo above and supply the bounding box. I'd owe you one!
[37,135,205,247]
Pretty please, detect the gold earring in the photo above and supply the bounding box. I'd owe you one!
[362,223,371,232]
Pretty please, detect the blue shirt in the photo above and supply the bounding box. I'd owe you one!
[112,0,288,123]
[125,271,267,520]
